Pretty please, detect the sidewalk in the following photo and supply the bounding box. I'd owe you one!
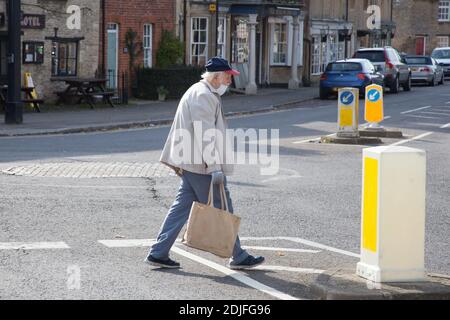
[0,86,318,137]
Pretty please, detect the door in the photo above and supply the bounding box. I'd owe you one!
[107,23,119,89]
[0,36,7,84]
[415,36,425,56]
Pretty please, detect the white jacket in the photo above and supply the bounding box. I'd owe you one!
[160,79,234,176]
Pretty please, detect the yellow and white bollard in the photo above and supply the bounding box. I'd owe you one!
[364,84,384,129]
[337,88,359,138]
[356,146,427,283]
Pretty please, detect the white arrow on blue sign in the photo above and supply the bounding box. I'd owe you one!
[367,88,381,102]
[340,91,354,105]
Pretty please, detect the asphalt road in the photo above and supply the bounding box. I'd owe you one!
[0,82,449,300]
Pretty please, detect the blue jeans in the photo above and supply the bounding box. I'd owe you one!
[149,170,249,264]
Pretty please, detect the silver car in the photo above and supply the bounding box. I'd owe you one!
[404,55,445,86]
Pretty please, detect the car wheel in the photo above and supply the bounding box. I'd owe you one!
[429,76,436,87]
[390,76,400,93]
[403,75,412,91]
[440,74,445,85]
[319,88,328,100]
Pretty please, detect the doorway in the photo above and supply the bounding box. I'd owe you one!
[107,23,119,89]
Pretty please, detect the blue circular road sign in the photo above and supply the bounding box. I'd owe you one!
[367,88,381,102]
[340,91,354,105]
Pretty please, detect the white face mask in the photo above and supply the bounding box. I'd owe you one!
[216,84,228,96]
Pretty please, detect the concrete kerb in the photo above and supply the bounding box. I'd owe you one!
[310,269,450,300]
[0,96,318,137]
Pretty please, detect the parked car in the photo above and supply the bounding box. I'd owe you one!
[353,46,411,93]
[319,59,384,100]
[431,47,450,77]
[404,55,445,86]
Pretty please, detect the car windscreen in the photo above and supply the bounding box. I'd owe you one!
[326,63,362,72]
[405,57,432,65]
[353,51,385,62]
[431,50,450,59]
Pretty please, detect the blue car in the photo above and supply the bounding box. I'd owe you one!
[319,58,384,99]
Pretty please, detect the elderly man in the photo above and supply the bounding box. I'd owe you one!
[144,57,264,269]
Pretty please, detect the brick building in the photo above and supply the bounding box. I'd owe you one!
[392,0,450,55]
[99,0,176,88]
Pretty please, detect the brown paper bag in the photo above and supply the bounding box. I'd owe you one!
[182,182,240,258]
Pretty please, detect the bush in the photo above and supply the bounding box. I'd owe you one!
[156,30,184,68]
[135,66,204,100]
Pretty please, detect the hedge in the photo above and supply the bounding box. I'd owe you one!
[135,66,204,100]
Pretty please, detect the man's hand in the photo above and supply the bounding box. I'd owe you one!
[211,171,224,185]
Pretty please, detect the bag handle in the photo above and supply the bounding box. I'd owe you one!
[206,181,229,212]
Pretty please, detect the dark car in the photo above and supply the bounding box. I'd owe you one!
[404,55,445,86]
[319,59,384,100]
[353,46,411,93]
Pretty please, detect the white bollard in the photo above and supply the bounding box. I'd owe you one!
[356,146,427,283]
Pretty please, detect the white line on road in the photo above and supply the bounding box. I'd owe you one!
[240,237,360,258]
[389,132,434,146]
[98,239,155,247]
[419,111,450,116]
[170,246,301,300]
[0,242,70,250]
[440,122,450,129]
[251,265,324,274]
[0,183,149,190]
[405,114,440,120]
[401,106,432,114]
[241,246,321,254]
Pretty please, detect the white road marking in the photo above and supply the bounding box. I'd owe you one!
[261,168,302,183]
[446,101,450,104]
[251,265,324,274]
[401,106,432,114]
[98,239,155,247]
[440,122,450,129]
[405,114,440,120]
[170,246,301,300]
[430,108,450,113]
[292,133,334,144]
[241,246,321,254]
[0,242,70,250]
[0,183,149,190]
[360,116,392,128]
[241,237,360,258]
[420,111,450,116]
[389,132,434,146]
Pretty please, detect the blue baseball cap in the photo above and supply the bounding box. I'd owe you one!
[205,57,240,75]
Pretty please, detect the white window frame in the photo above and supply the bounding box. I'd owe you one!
[217,17,227,59]
[143,24,153,68]
[190,17,209,66]
[437,36,449,47]
[270,21,288,65]
[311,35,321,75]
[438,1,450,21]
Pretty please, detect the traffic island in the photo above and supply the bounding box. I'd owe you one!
[310,269,450,300]
[320,133,382,145]
[359,128,403,138]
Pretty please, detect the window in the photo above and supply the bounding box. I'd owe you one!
[438,1,450,21]
[232,18,248,63]
[311,35,321,74]
[143,24,153,68]
[271,22,288,65]
[217,17,226,59]
[437,36,449,47]
[51,41,78,76]
[23,42,44,64]
[191,17,208,65]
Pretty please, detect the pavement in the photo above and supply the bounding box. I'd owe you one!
[0,86,319,137]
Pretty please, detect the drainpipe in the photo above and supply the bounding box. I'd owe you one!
[184,0,187,64]
[101,0,105,76]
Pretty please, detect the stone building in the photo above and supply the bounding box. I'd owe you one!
[0,0,100,102]
[177,0,306,94]
[392,0,450,55]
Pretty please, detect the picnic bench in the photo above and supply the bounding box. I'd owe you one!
[51,77,116,109]
[0,85,44,112]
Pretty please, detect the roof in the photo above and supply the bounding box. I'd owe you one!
[334,58,371,64]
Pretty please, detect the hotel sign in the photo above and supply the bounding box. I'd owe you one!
[21,14,46,29]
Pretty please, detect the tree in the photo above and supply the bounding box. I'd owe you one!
[156,30,184,68]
